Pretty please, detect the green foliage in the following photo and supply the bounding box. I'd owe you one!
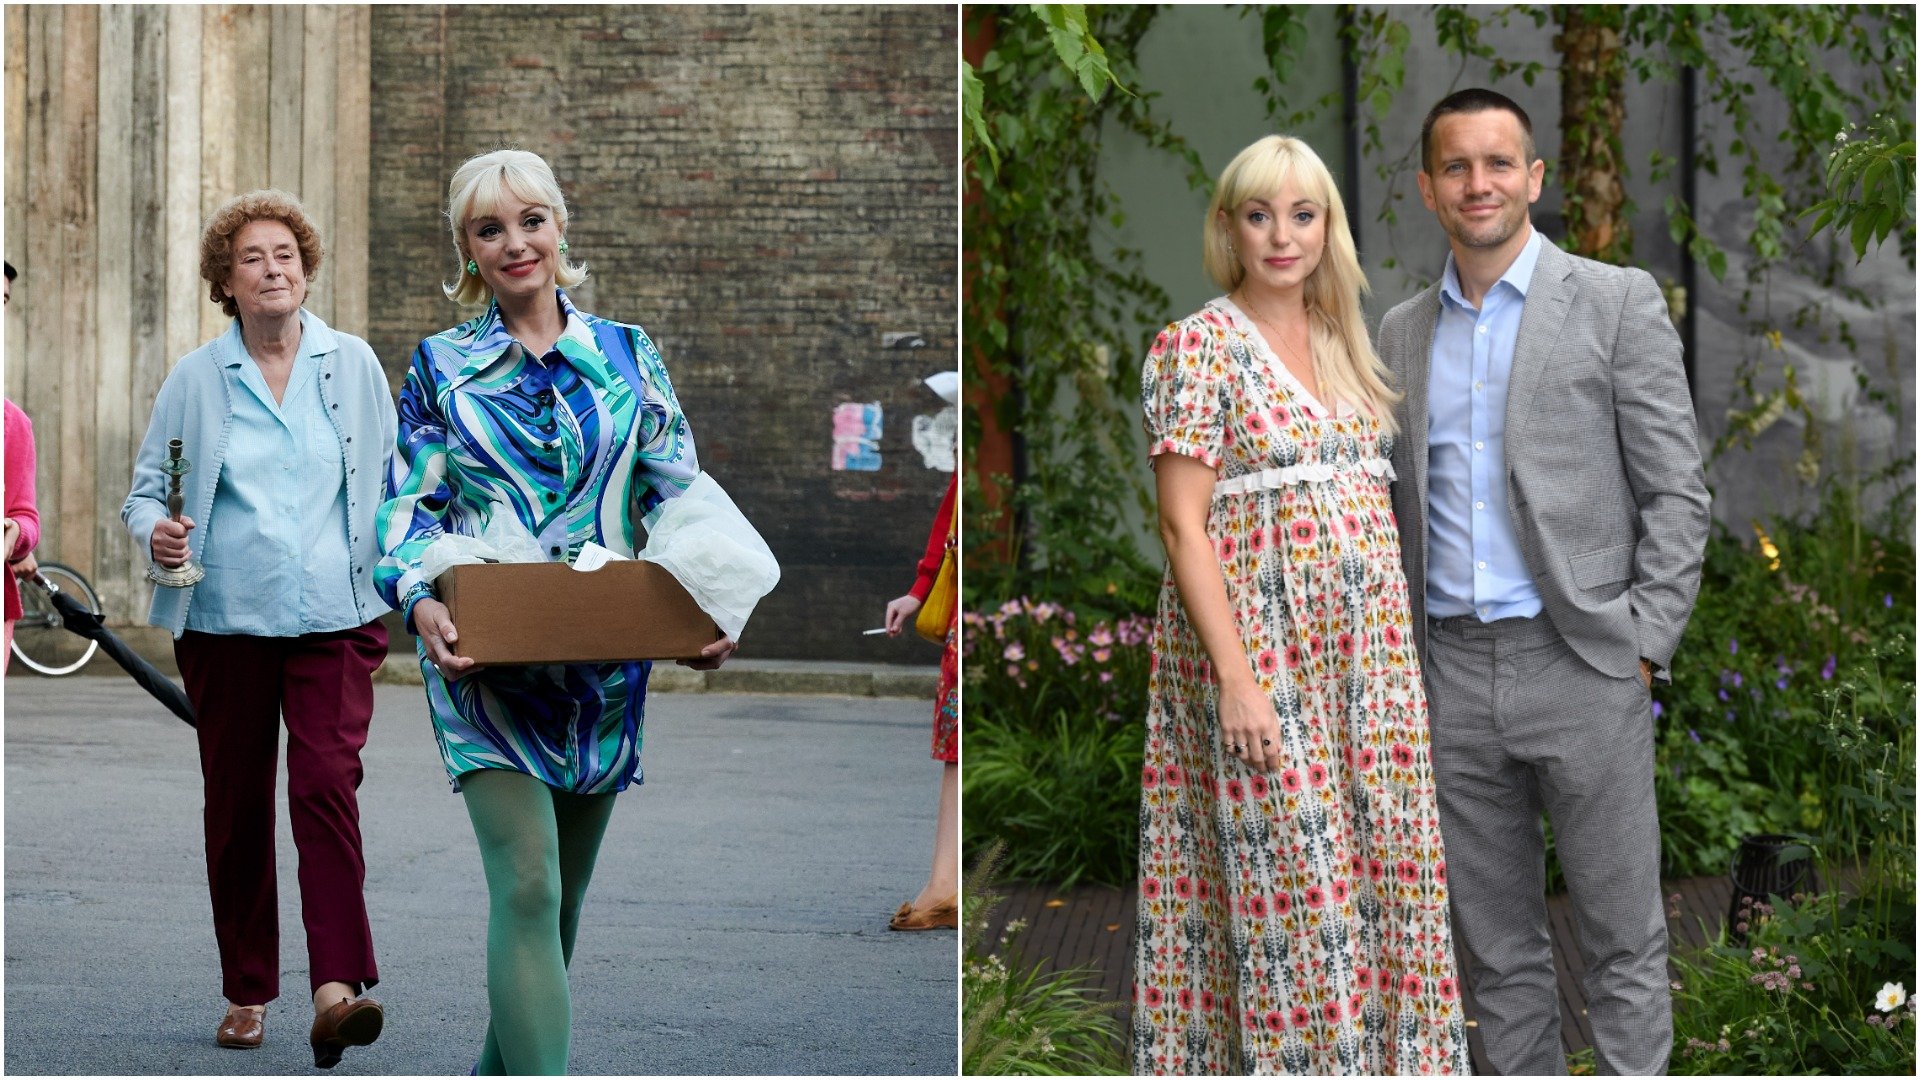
[1671,890,1917,1075]
[1649,482,1916,879]
[1805,112,1918,265]
[965,709,1142,888]
[964,6,1202,609]
[962,842,1127,1076]
[961,600,1153,885]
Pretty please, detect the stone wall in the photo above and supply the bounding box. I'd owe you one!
[368,5,959,661]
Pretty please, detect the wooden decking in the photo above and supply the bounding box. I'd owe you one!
[980,873,1741,1071]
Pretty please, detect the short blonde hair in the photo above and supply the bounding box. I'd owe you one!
[443,149,588,305]
[201,190,323,319]
[1201,135,1400,433]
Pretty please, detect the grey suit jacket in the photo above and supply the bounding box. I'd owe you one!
[1380,239,1711,680]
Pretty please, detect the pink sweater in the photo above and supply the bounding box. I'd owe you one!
[5,398,39,622]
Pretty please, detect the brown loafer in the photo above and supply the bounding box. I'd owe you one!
[889,896,958,931]
[216,1005,264,1049]
[309,995,383,1069]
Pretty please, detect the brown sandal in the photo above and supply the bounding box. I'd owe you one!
[888,895,958,931]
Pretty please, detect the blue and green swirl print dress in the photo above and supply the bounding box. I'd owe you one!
[374,290,698,793]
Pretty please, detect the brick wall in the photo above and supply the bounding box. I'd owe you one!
[369,5,958,662]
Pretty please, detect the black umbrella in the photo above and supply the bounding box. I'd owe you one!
[36,571,197,726]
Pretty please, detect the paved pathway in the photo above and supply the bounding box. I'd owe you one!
[4,676,957,1075]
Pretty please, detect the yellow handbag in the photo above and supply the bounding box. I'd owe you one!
[914,519,957,643]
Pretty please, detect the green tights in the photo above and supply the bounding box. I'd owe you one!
[461,769,619,1076]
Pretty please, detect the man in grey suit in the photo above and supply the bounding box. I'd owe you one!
[1378,88,1711,1075]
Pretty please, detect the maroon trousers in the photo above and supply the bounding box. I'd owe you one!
[175,620,387,1005]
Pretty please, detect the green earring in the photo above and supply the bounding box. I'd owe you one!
[466,260,478,276]
[558,239,569,254]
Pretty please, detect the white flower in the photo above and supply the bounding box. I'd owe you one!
[1875,981,1907,1012]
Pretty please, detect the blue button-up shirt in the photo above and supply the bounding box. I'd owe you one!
[1426,228,1545,621]
[188,348,359,636]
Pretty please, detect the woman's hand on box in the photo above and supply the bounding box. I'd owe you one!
[677,635,737,670]
[415,597,482,680]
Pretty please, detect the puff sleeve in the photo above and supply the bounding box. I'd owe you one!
[1141,316,1227,469]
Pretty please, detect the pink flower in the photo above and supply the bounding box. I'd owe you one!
[1142,765,1159,788]
[1279,769,1304,794]
[1264,1009,1286,1032]
[1391,743,1414,768]
[1304,885,1326,910]
[1256,648,1279,674]
[1307,762,1329,787]
[1174,876,1195,899]
[1290,1004,1311,1028]
[1397,860,1420,884]
[1290,518,1317,546]
[1438,978,1458,1001]
[1248,774,1270,799]
[1357,747,1377,771]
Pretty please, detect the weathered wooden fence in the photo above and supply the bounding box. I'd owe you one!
[3,4,371,624]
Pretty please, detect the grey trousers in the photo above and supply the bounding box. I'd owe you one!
[1423,615,1670,1076]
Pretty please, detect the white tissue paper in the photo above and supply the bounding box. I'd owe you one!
[417,508,548,583]
[638,472,781,641]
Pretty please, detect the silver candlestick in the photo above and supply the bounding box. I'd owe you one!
[147,439,205,588]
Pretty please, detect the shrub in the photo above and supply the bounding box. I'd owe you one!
[1671,890,1917,1075]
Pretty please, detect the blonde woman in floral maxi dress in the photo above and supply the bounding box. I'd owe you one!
[1132,135,1470,1076]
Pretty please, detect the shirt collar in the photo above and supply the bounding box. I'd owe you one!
[451,289,612,391]
[1439,227,1544,311]
[219,307,338,367]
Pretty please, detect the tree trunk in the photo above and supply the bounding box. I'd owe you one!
[1556,5,1630,263]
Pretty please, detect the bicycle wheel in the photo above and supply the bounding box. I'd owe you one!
[10,562,102,676]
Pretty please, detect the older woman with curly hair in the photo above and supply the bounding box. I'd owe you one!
[122,189,396,1068]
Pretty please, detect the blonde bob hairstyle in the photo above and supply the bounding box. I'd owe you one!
[442,148,588,306]
[1202,135,1400,433]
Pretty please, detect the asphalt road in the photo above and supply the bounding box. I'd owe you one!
[3,676,958,1076]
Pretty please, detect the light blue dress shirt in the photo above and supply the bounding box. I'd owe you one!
[187,348,359,636]
[1426,228,1545,622]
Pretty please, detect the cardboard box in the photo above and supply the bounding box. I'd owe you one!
[438,560,720,665]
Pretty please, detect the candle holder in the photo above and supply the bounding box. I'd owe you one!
[147,439,205,588]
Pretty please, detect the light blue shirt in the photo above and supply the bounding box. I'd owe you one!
[187,348,359,636]
[1426,228,1545,621]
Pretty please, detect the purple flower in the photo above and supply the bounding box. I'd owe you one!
[1652,701,1664,719]
[1730,638,1739,655]
[1776,676,1789,690]
[1887,593,1895,609]
[1732,672,1742,688]
[1689,728,1701,743]
[1821,654,1836,680]
[1718,689,1730,702]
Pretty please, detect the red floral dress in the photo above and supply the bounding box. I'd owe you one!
[912,476,958,763]
[1132,300,1468,1075]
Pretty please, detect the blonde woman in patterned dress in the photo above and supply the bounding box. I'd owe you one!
[1133,135,1471,1075]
